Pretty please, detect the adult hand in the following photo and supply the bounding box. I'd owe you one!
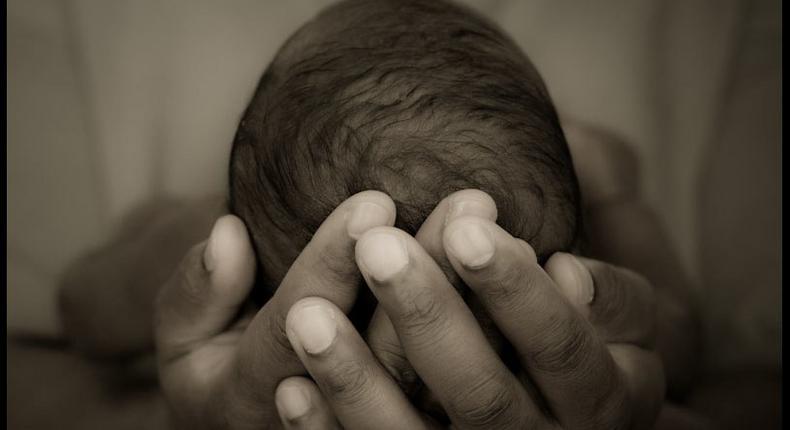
[273,189,500,429]
[562,119,699,397]
[270,122,694,429]
[271,120,690,429]
[275,192,664,429]
[154,190,398,429]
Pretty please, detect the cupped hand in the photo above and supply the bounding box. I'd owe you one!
[275,191,664,430]
[154,190,397,429]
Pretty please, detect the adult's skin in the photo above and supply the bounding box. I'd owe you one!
[153,129,701,429]
[58,123,698,399]
[155,189,408,428]
[55,121,703,428]
[276,213,663,429]
[269,123,701,429]
[156,188,665,430]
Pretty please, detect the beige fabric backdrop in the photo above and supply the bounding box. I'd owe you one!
[7,0,780,374]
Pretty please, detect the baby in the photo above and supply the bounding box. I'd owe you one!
[52,2,676,427]
[57,0,581,359]
[229,0,581,306]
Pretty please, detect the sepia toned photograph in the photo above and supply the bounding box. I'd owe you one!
[7,0,781,428]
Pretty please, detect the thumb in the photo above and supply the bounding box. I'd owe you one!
[154,215,256,361]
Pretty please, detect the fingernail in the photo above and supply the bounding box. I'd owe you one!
[548,253,595,310]
[276,385,311,421]
[446,221,495,269]
[357,231,410,282]
[289,304,337,355]
[445,194,497,225]
[204,218,224,272]
[347,202,393,239]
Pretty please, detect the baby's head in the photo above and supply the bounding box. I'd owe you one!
[229,0,580,295]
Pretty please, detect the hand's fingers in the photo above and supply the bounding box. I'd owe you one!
[609,344,665,430]
[414,189,498,288]
[413,189,507,365]
[286,297,432,430]
[366,189,497,394]
[584,199,699,397]
[365,307,420,394]
[275,376,342,430]
[221,191,396,423]
[583,200,693,306]
[444,217,629,430]
[544,253,656,347]
[154,215,256,363]
[564,119,699,397]
[356,227,548,430]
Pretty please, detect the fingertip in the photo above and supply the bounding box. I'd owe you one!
[154,216,255,358]
[204,215,251,269]
[286,297,341,356]
[345,191,397,240]
[355,227,411,283]
[413,190,496,271]
[442,216,497,270]
[443,217,540,273]
[443,189,498,225]
[204,215,256,300]
[276,376,322,424]
[545,253,595,315]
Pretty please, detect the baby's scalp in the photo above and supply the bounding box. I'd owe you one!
[229,0,580,293]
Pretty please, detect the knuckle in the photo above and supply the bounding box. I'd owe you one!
[320,359,375,405]
[317,245,355,280]
[311,239,358,287]
[294,245,359,307]
[530,316,593,377]
[471,258,541,316]
[396,288,450,341]
[479,269,528,311]
[448,371,522,428]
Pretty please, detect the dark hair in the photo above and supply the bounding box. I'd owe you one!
[229,0,580,289]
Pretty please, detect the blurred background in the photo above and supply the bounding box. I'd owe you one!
[7,0,780,428]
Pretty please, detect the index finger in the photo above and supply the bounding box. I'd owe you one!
[216,190,396,424]
[365,189,498,392]
[444,216,630,430]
